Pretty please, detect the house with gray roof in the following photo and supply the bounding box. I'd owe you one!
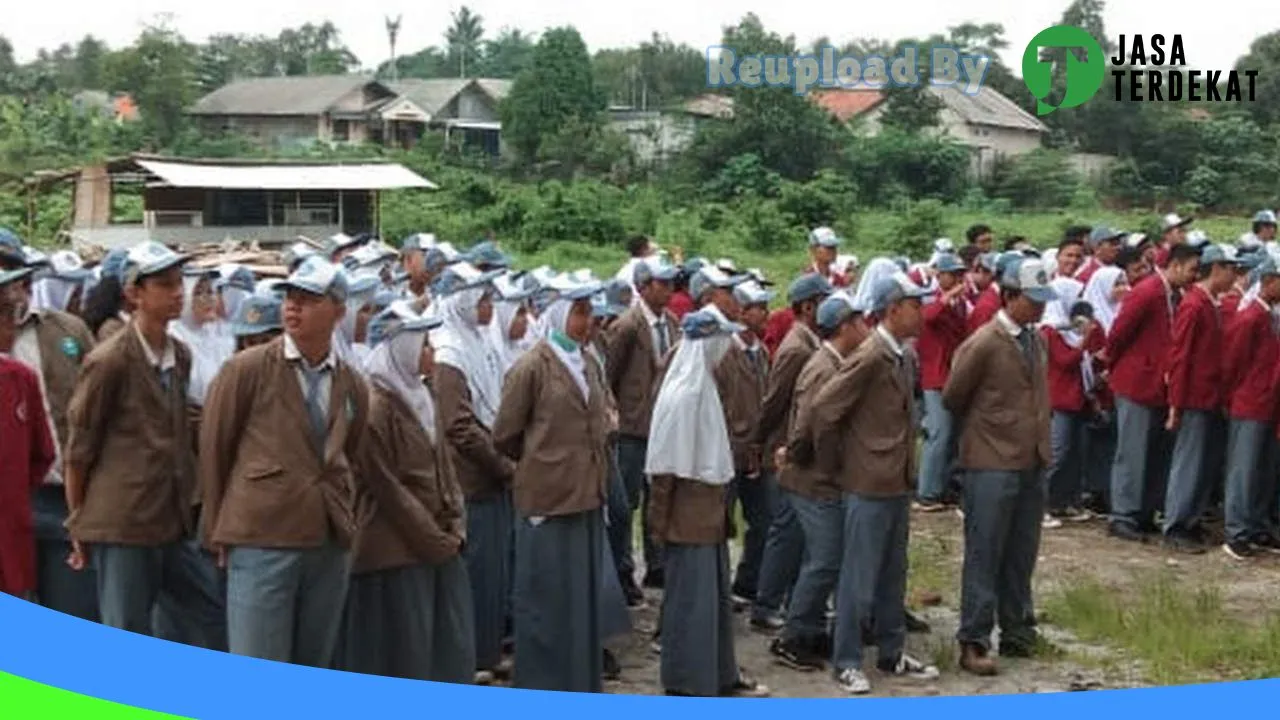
[188,75,513,153]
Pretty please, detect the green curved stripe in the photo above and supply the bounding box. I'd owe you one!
[0,671,189,718]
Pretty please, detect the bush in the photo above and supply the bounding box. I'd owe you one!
[893,198,946,259]
[702,153,782,202]
[991,149,1081,210]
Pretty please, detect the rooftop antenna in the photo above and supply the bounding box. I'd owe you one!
[385,15,403,81]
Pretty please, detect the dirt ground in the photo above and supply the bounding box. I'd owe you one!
[596,510,1280,698]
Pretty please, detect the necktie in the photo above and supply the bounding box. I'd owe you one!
[1018,331,1037,372]
[746,346,766,391]
[655,318,670,358]
[300,364,329,455]
[157,367,172,393]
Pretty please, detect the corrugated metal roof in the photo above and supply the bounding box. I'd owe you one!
[927,85,1047,133]
[388,78,511,117]
[135,159,437,190]
[189,75,391,116]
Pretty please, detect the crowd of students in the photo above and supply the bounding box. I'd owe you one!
[0,208,1277,697]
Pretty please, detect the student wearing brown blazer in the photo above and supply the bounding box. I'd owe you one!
[431,262,513,680]
[769,292,869,672]
[200,256,370,669]
[334,303,475,684]
[646,309,769,698]
[603,259,680,591]
[749,273,832,630]
[943,257,1056,677]
[2,248,101,622]
[715,280,773,605]
[493,279,611,693]
[810,272,940,695]
[64,242,220,646]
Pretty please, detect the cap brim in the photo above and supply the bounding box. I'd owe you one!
[1024,287,1058,304]
[135,254,191,279]
[563,281,605,301]
[0,267,35,286]
[277,280,331,297]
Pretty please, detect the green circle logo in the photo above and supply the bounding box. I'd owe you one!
[1022,25,1106,116]
[60,337,81,360]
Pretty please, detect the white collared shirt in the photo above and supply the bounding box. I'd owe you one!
[876,324,905,357]
[284,333,335,415]
[133,320,177,371]
[821,340,843,362]
[995,309,1023,338]
[638,298,671,360]
[13,310,63,485]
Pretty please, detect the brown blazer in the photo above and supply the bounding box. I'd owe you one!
[648,474,729,546]
[96,316,125,344]
[754,323,820,465]
[713,340,769,474]
[199,336,371,550]
[352,385,465,575]
[434,364,514,502]
[942,319,1052,472]
[65,322,196,545]
[493,342,609,517]
[780,344,844,501]
[26,309,95,451]
[810,330,917,497]
[586,343,621,439]
[603,302,678,438]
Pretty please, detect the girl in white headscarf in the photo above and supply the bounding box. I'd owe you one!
[643,309,770,699]
[335,303,473,683]
[1082,266,1129,334]
[168,271,235,409]
[1080,265,1129,515]
[488,275,533,381]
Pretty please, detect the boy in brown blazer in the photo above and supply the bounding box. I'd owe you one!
[749,272,832,630]
[943,257,1055,676]
[64,242,221,644]
[200,256,370,668]
[769,292,868,672]
[603,258,680,590]
[808,273,939,694]
[0,229,100,622]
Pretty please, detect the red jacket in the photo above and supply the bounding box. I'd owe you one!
[966,285,1000,336]
[1075,258,1101,286]
[763,307,794,358]
[1219,290,1242,328]
[1164,285,1223,412]
[917,297,966,390]
[0,357,55,595]
[667,290,695,322]
[1222,299,1280,423]
[1041,326,1106,413]
[1107,273,1175,408]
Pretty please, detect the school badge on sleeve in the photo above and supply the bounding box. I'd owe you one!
[60,337,81,360]
[15,399,28,424]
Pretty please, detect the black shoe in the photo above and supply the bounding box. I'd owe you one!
[998,642,1035,658]
[642,569,665,589]
[1251,533,1280,555]
[749,614,785,633]
[767,636,824,672]
[603,649,621,680]
[1108,522,1147,543]
[621,578,646,607]
[905,610,931,634]
[813,632,832,659]
[730,584,757,604]
[1223,540,1258,560]
[1163,533,1207,555]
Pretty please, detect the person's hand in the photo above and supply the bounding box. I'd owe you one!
[944,282,966,303]
[212,544,227,570]
[774,446,787,469]
[66,540,88,571]
[1165,407,1181,432]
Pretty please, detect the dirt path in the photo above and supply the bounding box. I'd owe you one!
[598,510,1275,697]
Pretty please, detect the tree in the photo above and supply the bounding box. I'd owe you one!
[1235,31,1280,128]
[878,86,944,132]
[482,27,535,78]
[107,23,198,148]
[0,36,16,94]
[594,34,704,110]
[446,6,485,78]
[73,36,109,90]
[276,22,359,75]
[502,26,604,164]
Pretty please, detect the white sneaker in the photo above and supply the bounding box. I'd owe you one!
[1042,514,1063,529]
[954,507,965,520]
[886,653,940,681]
[836,667,872,694]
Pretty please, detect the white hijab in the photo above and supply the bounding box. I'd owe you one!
[168,275,234,406]
[1040,277,1085,347]
[852,257,900,313]
[1083,266,1125,334]
[543,296,590,400]
[30,276,81,313]
[432,286,503,429]
[489,296,530,380]
[644,325,734,486]
[363,329,437,442]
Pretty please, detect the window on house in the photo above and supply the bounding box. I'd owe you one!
[333,120,351,142]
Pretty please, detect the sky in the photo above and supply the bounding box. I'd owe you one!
[4,0,1271,75]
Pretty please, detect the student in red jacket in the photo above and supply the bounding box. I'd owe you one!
[1161,245,1240,552]
[1039,277,1104,526]
[1221,256,1280,559]
[1105,243,1202,542]
[1075,227,1123,286]
[1152,214,1193,269]
[914,253,968,510]
[1220,252,1261,327]
[0,268,57,599]
[965,253,1000,335]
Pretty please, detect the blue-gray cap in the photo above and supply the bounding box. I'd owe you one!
[282,242,319,271]
[1252,255,1280,279]
[21,246,49,269]
[995,251,1023,278]
[1088,226,1124,248]
[433,261,503,297]
[367,299,444,346]
[547,272,605,302]
[425,242,463,273]
[870,273,931,312]
[99,247,131,282]
[975,252,1000,273]
[278,256,349,302]
[604,279,632,314]
[809,226,843,248]
[124,241,190,284]
[634,259,679,287]
[1199,243,1240,266]
[734,279,775,307]
[680,307,744,339]
[230,293,284,337]
[465,241,512,269]
[401,233,437,252]
[325,233,364,255]
[816,292,863,331]
[0,228,24,265]
[0,266,34,288]
[690,265,748,300]
[683,257,708,276]
[1000,257,1058,304]
[217,264,256,292]
[343,268,383,299]
[787,272,834,305]
[1253,210,1277,226]
[932,252,966,274]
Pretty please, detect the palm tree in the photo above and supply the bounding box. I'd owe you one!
[446,6,485,78]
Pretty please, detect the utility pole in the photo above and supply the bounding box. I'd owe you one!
[385,15,402,81]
